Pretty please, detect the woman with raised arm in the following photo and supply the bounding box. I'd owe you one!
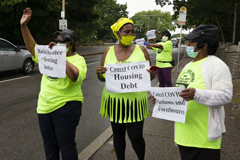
[20,8,87,160]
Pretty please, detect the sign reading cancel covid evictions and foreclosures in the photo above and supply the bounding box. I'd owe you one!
[150,87,188,123]
[105,61,151,93]
[36,45,66,78]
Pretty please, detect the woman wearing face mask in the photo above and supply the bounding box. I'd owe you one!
[96,17,156,160]
[144,30,173,87]
[174,25,233,160]
[20,8,87,160]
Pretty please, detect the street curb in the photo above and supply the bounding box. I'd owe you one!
[78,126,113,160]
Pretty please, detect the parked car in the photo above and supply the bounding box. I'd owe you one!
[0,38,35,74]
[171,39,178,47]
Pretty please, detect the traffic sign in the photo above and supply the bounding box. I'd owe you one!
[59,19,68,30]
[177,6,187,73]
[61,11,65,18]
[178,6,187,25]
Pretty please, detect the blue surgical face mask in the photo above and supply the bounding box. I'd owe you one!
[57,43,69,53]
[186,46,201,58]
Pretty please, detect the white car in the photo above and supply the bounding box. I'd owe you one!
[0,38,35,74]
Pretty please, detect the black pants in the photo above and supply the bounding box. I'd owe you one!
[38,101,82,160]
[178,145,221,160]
[111,121,145,160]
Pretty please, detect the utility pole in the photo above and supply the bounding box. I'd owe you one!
[232,3,237,44]
[147,15,150,31]
[62,0,65,20]
[141,14,157,42]
[177,6,187,73]
[59,0,67,30]
[142,14,157,31]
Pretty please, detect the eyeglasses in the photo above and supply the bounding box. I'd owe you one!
[186,39,198,46]
[55,38,71,44]
[189,39,197,43]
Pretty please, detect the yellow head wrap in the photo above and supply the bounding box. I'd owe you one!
[110,17,134,39]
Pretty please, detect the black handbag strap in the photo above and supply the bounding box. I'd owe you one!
[157,61,172,63]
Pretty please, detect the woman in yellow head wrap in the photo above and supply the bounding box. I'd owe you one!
[96,17,157,160]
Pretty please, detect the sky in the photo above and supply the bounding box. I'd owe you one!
[116,0,174,17]
[116,0,190,35]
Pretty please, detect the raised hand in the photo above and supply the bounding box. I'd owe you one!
[20,8,32,27]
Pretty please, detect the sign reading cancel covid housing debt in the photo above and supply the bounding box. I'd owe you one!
[36,45,66,78]
[105,61,150,93]
[150,87,188,123]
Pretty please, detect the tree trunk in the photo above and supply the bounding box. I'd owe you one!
[216,18,225,43]
[232,3,237,44]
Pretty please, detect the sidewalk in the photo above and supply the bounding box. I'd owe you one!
[78,47,240,160]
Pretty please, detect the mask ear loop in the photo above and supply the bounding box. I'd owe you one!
[194,43,205,55]
[197,43,205,49]
[66,41,74,52]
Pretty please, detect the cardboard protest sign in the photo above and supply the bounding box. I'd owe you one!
[105,61,150,93]
[135,38,145,46]
[36,45,66,78]
[146,30,156,40]
[150,87,188,123]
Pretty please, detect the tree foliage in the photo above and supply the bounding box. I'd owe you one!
[155,0,240,44]
[0,0,26,6]
[94,0,128,42]
[0,0,127,44]
[131,10,173,40]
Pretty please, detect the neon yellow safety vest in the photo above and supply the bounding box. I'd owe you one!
[152,40,173,68]
[175,58,221,149]
[100,45,149,123]
[33,45,87,113]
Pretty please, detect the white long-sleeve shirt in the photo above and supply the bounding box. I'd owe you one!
[182,55,233,141]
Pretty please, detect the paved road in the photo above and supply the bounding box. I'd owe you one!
[0,46,185,160]
[0,54,109,159]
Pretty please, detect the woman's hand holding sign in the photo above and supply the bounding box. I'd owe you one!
[96,66,107,74]
[96,66,107,82]
[179,88,196,101]
[147,69,157,80]
[150,94,156,105]
[48,42,56,49]
[148,65,158,80]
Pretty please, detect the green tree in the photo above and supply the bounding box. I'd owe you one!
[0,0,26,6]
[95,0,128,42]
[131,10,173,40]
[155,0,240,44]
[0,0,61,44]
[0,0,129,44]
[65,0,103,43]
